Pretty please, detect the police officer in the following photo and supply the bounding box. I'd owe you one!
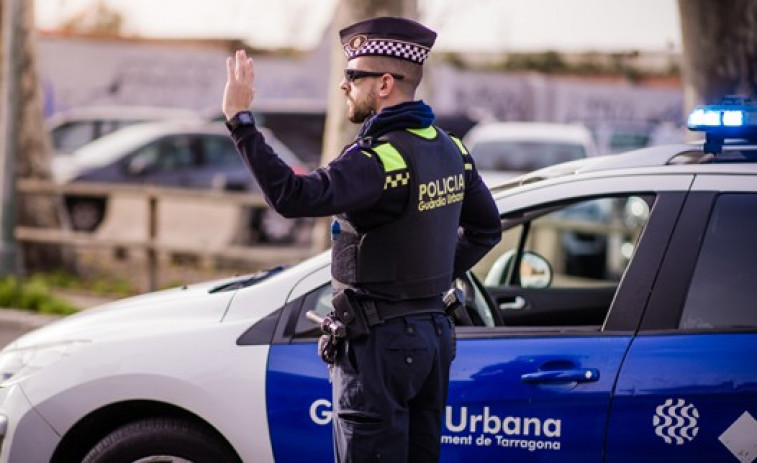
[222,17,500,463]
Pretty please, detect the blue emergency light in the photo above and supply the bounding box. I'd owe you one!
[687,96,757,153]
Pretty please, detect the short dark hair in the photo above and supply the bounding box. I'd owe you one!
[363,56,423,95]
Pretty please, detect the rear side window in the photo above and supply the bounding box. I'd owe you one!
[680,194,757,329]
[471,141,586,171]
[52,121,96,152]
[203,136,241,166]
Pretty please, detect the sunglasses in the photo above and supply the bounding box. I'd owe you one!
[344,69,405,82]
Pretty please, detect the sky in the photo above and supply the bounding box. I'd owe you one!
[35,0,682,53]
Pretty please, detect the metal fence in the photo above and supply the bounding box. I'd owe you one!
[15,179,317,291]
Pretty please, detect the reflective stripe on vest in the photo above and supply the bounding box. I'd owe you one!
[449,135,473,170]
[449,135,469,155]
[373,142,409,189]
[373,143,407,172]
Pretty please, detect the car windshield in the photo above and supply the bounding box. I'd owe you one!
[472,141,586,171]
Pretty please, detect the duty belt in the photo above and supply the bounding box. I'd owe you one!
[364,297,444,325]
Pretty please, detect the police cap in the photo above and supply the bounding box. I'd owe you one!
[339,17,437,65]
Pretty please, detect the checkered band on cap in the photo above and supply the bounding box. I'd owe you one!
[344,38,431,64]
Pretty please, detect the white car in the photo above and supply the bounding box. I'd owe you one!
[47,105,201,155]
[0,106,756,462]
[52,120,308,242]
[463,121,598,187]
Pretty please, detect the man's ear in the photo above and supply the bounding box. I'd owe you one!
[378,75,394,98]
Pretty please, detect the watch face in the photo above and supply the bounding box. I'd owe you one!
[239,112,254,124]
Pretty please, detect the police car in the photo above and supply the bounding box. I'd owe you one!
[0,99,756,462]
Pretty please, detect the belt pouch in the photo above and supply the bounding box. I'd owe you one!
[332,290,370,339]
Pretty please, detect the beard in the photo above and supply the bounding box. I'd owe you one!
[346,90,377,123]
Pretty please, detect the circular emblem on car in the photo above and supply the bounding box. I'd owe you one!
[348,35,368,50]
[653,398,699,445]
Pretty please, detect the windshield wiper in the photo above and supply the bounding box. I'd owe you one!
[208,266,286,293]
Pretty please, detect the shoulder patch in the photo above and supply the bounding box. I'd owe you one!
[373,142,407,172]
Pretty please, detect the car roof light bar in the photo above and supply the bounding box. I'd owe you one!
[687,95,757,154]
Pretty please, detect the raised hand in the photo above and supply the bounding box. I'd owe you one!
[222,49,256,120]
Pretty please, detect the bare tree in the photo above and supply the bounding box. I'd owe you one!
[61,0,125,38]
[1,0,65,274]
[312,0,418,251]
[678,0,757,113]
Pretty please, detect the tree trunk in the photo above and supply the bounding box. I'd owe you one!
[1,0,66,274]
[678,0,757,114]
[311,0,418,252]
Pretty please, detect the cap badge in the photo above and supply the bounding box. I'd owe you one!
[348,35,368,51]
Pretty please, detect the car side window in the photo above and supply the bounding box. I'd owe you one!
[475,195,652,288]
[129,136,194,174]
[679,193,757,329]
[157,136,194,170]
[98,120,137,139]
[203,136,241,167]
[293,284,334,338]
[52,121,96,152]
[473,194,653,328]
[472,141,586,172]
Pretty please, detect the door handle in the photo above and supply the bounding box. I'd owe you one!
[521,368,600,384]
[499,296,526,310]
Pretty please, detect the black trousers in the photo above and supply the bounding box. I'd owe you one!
[332,312,454,463]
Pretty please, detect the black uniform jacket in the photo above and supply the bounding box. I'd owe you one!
[228,100,501,281]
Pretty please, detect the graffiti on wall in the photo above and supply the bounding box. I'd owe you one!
[39,37,683,130]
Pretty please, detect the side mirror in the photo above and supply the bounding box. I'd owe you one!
[484,250,553,289]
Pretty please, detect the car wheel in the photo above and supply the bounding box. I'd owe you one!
[82,418,240,463]
[67,198,106,231]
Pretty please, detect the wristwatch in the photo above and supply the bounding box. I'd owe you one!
[226,111,255,131]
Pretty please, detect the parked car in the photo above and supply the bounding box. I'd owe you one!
[46,105,201,155]
[463,121,598,187]
[587,120,685,155]
[1,101,756,462]
[52,120,308,242]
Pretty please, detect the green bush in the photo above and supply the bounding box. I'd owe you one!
[31,272,135,297]
[0,276,78,315]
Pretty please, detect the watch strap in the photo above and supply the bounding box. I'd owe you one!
[226,111,255,131]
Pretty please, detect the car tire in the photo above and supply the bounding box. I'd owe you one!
[66,197,106,231]
[81,418,240,463]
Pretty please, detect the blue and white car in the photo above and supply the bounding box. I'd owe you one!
[0,102,756,462]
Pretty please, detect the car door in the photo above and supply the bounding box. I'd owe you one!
[605,176,757,463]
[450,187,686,462]
[264,277,335,463]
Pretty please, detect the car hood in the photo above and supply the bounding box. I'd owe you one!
[6,277,242,350]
